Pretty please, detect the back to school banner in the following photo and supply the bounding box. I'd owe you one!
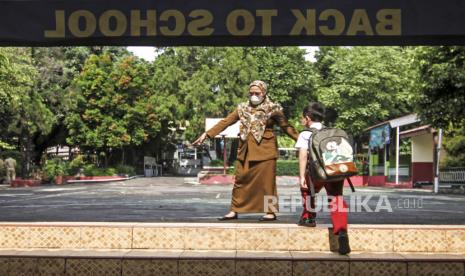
[1,0,465,46]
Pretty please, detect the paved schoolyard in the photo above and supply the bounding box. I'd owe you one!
[0,177,464,224]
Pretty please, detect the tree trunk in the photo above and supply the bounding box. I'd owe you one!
[121,147,125,166]
[131,147,137,165]
[104,150,109,168]
[20,128,34,178]
[20,128,27,178]
[28,133,34,175]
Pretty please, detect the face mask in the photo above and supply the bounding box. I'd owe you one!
[250,95,264,105]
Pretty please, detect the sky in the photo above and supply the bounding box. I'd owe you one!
[127,46,319,62]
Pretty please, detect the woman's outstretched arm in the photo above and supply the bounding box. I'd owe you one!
[192,109,239,145]
[274,111,299,141]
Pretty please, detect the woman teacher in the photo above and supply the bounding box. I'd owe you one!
[193,80,298,221]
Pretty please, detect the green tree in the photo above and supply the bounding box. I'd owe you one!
[0,47,55,175]
[29,48,77,162]
[415,46,465,128]
[415,46,465,166]
[65,54,154,166]
[149,46,314,145]
[314,47,420,137]
[149,47,258,143]
[251,47,317,120]
[442,127,465,167]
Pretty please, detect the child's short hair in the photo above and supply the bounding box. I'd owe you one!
[303,102,325,122]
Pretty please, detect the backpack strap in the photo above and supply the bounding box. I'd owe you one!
[303,127,320,133]
[346,177,356,192]
[302,127,319,197]
[307,170,316,197]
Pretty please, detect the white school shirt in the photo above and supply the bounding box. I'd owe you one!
[294,122,323,149]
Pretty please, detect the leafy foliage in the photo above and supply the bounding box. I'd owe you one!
[442,127,465,167]
[43,158,67,181]
[276,160,299,176]
[414,46,465,167]
[148,47,312,143]
[65,54,155,153]
[3,45,465,173]
[314,47,420,137]
[415,46,465,129]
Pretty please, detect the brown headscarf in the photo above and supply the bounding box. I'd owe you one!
[237,80,282,143]
[249,80,268,94]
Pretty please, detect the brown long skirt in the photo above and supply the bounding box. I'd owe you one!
[230,156,278,213]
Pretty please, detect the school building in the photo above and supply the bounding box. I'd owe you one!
[363,113,445,188]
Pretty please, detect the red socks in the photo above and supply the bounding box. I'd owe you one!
[300,188,348,235]
[330,195,348,234]
[300,188,313,219]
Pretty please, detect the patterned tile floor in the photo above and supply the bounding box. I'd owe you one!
[0,223,465,253]
[0,250,464,276]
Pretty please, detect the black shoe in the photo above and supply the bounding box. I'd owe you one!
[338,230,351,255]
[298,217,316,227]
[259,214,277,221]
[217,213,238,221]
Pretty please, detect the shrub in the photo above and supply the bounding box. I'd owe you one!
[104,167,117,176]
[43,158,68,181]
[82,164,95,176]
[443,127,465,167]
[68,154,85,175]
[224,160,299,176]
[83,164,113,176]
[115,165,136,176]
[209,159,224,167]
[354,160,370,175]
[227,162,237,175]
[276,160,299,176]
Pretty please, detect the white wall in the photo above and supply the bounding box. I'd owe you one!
[411,134,434,162]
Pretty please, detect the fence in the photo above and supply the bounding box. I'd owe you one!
[387,165,411,182]
[439,167,465,186]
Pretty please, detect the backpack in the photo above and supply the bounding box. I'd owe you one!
[304,126,358,183]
